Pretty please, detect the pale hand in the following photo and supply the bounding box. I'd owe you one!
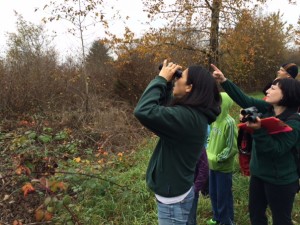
[159,59,182,82]
[246,117,262,130]
[210,64,227,83]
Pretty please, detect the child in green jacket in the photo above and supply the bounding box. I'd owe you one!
[206,92,238,225]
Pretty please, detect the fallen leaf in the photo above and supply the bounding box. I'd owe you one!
[21,183,35,197]
[35,209,45,222]
[3,194,10,201]
[15,165,31,176]
[73,157,81,163]
[44,211,53,221]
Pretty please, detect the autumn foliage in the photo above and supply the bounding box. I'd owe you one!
[1,1,300,224]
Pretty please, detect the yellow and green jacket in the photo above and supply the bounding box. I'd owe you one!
[207,92,238,173]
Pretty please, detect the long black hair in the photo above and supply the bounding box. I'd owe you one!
[172,65,221,112]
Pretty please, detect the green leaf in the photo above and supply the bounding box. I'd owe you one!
[26,131,37,139]
[38,134,52,143]
[43,127,53,133]
[47,206,54,213]
[62,195,71,205]
[44,196,52,206]
[54,131,68,141]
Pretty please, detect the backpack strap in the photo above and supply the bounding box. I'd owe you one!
[237,129,252,155]
[287,113,300,121]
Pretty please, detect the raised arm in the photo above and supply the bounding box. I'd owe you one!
[210,64,270,113]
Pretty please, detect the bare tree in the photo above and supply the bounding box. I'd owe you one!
[4,14,59,112]
[40,0,109,112]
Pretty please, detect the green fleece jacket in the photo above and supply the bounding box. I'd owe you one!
[134,76,219,197]
[207,92,238,172]
[221,80,300,185]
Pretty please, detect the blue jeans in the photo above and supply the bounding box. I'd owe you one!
[157,187,195,225]
[209,170,234,225]
[187,191,199,225]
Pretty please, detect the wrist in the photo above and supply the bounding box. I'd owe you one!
[220,77,227,83]
[158,74,171,82]
[158,75,169,82]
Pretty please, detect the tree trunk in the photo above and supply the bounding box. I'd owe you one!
[78,0,89,112]
[209,0,222,66]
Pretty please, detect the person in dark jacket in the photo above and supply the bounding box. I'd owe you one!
[211,64,300,225]
[262,63,298,95]
[134,59,221,224]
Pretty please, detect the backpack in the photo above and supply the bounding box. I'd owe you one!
[237,128,252,176]
[237,128,252,155]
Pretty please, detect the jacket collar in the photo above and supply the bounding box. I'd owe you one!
[276,107,299,121]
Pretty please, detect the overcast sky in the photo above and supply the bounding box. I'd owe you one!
[0,0,299,59]
[0,0,149,59]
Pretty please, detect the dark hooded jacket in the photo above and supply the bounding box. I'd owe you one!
[221,79,300,185]
[134,76,219,197]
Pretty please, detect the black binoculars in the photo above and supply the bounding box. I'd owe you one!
[158,64,182,78]
[241,106,263,123]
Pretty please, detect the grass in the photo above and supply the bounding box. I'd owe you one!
[51,138,159,225]
[51,136,300,225]
[1,91,299,225]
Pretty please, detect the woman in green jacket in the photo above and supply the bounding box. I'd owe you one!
[211,64,300,225]
[134,59,221,224]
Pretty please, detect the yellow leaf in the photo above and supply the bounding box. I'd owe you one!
[15,167,22,175]
[73,157,81,163]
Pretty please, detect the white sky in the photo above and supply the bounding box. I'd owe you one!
[0,0,299,60]
[0,0,150,59]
